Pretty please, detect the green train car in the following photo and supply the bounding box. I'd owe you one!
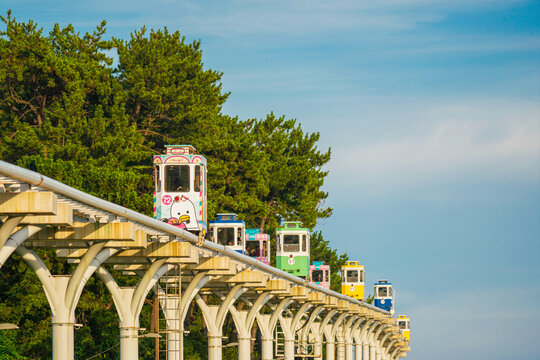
[276,221,310,278]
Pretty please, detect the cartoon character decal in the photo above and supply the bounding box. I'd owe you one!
[163,195,199,230]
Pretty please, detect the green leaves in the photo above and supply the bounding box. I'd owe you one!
[0,13,342,360]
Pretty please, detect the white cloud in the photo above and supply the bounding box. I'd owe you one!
[326,99,540,196]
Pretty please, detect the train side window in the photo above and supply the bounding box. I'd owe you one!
[302,235,307,252]
[154,165,161,193]
[283,235,300,252]
[325,270,330,282]
[360,270,364,282]
[194,165,201,192]
[236,227,244,247]
[165,165,190,192]
[347,270,358,283]
[389,287,393,297]
[341,271,345,283]
[378,287,388,297]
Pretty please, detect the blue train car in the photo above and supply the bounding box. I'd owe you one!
[209,213,246,254]
[374,279,393,314]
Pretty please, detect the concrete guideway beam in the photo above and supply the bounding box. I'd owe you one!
[14,242,117,360]
[97,260,174,360]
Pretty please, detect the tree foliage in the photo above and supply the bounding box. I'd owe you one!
[0,13,344,359]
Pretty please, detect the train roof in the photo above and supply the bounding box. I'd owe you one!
[245,228,270,240]
[209,213,245,225]
[276,221,309,232]
[375,279,392,285]
[342,261,364,268]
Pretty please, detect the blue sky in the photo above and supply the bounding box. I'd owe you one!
[3,1,540,359]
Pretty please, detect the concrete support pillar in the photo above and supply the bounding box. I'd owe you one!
[230,293,272,360]
[314,335,322,358]
[326,339,335,360]
[336,327,345,360]
[280,317,296,360]
[345,340,353,360]
[159,292,181,360]
[208,333,223,360]
[363,344,369,360]
[261,335,274,360]
[370,345,376,360]
[196,285,245,360]
[14,242,114,360]
[98,260,173,360]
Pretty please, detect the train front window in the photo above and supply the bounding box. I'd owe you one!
[312,270,323,282]
[283,235,300,252]
[246,241,260,257]
[378,287,388,297]
[154,165,161,192]
[165,165,190,192]
[217,227,235,246]
[398,321,407,330]
[194,165,201,192]
[346,270,359,283]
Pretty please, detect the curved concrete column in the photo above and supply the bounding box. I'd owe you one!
[299,306,324,356]
[15,243,116,360]
[157,271,213,360]
[256,298,293,360]
[342,316,360,360]
[279,302,312,360]
[97,260,173,360]
[0,223,43,268]
[195,284,246,360]
[229,292,273,360]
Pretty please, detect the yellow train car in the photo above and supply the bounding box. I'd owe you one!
[397,315,410,342]
[341,261,365,300]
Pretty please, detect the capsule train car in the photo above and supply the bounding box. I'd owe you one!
[245,228,271,264]
[374,279,394,314]
[397,315,410,342]
[276,221,310,278]
[341,261,365,300]
[209,213,246,254]
[310,261,330,289]
[153,145,207,233]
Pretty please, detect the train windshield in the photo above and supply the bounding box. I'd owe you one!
[217,227,235,246]
[378,286,388,297]
[398,321,408,330]
[283,235,300,252]
[165,165,190,192]
[347,270,359,283]
[246,240,260,257]
[312,270,324,282]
